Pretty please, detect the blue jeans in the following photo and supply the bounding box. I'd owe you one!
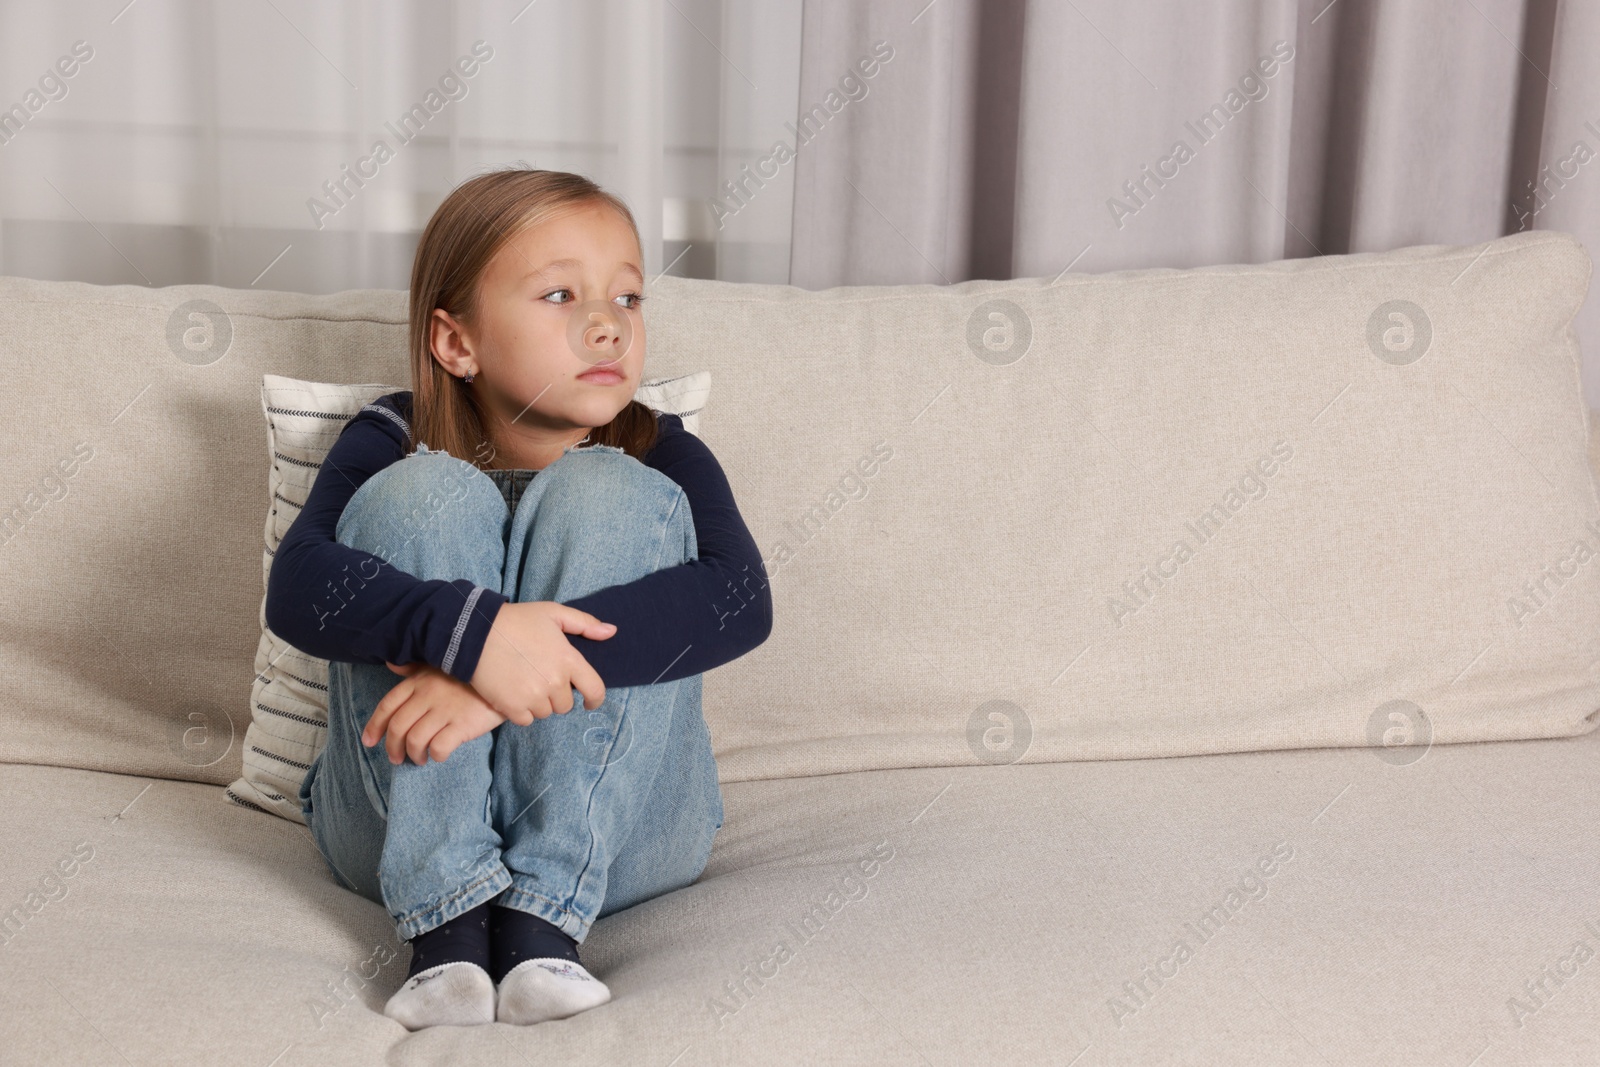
[297,441,724,944]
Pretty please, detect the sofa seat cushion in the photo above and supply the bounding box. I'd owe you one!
[3,729,1597,1063]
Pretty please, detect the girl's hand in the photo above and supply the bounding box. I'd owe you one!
[362,661,508,766]
[468,601,615,725]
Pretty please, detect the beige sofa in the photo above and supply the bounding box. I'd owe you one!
[3,230,1598,1064]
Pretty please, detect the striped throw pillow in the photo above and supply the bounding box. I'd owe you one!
[226,370,714,823]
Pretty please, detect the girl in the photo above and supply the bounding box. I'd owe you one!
[268,167,772,1030]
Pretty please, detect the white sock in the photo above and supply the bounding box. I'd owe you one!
[495,958,612,1025]
[383,961,496,1030]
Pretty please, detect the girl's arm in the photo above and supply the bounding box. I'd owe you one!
[269,397,771,690]
[264,395,510,685]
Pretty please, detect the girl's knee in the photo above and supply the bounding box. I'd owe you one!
[531,449,696,568]
[381,446,494,507]
[538,446,688,521]
[335,447,505,551]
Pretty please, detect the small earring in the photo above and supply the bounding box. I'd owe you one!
[463,368,475,383]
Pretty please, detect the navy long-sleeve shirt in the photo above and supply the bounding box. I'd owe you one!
[264,391,772,689]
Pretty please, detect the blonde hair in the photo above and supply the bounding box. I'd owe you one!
[406,166,659,466]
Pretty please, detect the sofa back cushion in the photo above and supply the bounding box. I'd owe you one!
[0,230,1595,788]
[0,283,411,784]
[646,230,1600,780]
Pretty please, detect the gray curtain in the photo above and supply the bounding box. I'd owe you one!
[790,0,1600,408]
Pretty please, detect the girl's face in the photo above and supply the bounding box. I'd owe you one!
[430,200,646,468]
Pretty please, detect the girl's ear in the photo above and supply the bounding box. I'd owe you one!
[428,307,474,375]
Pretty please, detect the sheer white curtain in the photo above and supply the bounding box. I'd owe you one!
[0,0,801,292]
[789,0,1600,407]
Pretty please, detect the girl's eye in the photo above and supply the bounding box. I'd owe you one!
[541,289,646,310]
